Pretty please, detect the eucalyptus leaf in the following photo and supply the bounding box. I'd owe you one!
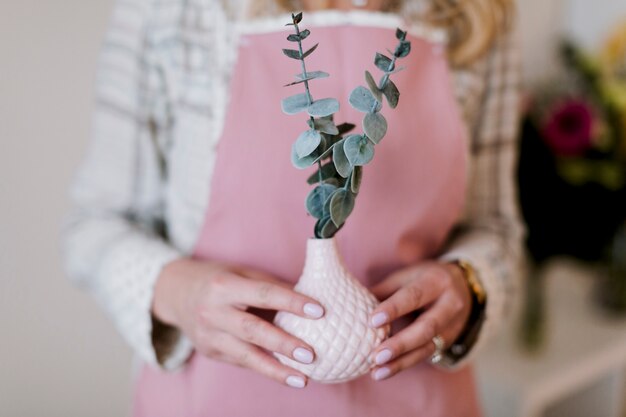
[299,29,311,40]
[336,123,356,135]
[363,112,388,144]
[365,71,382,101]
[308,98,339,117]
[306,183,337,219]
[313,118,339,135]
[302,43,319,59]
[287,34,301,42]
[281,93,311,115]
[285,71,330,86]
[307,162,338,185]
[282,48,302,60]
[349,86,379,113]
[333,138,352,178]
[315,216,340,239]
[344,134,375,166]
[293,12,303,24]
[351,166,363,193]
[396,28,407,41]
[295,130,322,158]
[295,70,329,81]
[394,41,411,58]
[291,143,318,169]
[375,53,394,72]
[383,80,400,109]
[329,189,355,227]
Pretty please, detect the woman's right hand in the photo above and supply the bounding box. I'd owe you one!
[152,257,325,388]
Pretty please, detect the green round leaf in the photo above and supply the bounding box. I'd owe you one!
[299,29,311,40]
[295,130,322,158]
[292,141,330,169]
[363,112,388,144]
[349,86,379,113]
[295,70,329,81]
[396,28,407,41]
[282,93,311,115]
[329,189,355,227]
[394,40,411,58]
[343,134,375,166]
[282,48,302,60]
[307,162,338,185]
[383,80,400,109]
[365,71,383,101]
[306,184,337,219]
[375,53,395,72]
[315,216,340,239]
[302,43,319,59]
[313,118,339,135]
[332,138,352,178]
[351,166,363,194]
[308,98,340,117]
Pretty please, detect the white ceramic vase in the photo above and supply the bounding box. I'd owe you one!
[274,237,389,383]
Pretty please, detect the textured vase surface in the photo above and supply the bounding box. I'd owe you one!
[274,238,389,383]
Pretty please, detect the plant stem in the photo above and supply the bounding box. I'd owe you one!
[294,21,322,186]
[379,54,398,91]
[294,23,314,111]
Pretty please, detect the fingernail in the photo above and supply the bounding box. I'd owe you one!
[375,349,393,365]
[304,303,324,319]
[373,367,391,381]
[293,347,314,364]
[286,375,306,388]
[370,312,388,328]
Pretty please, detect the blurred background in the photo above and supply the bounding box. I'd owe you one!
[1,0,626,416]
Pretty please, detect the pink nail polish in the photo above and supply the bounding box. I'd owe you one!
[373,367,391,381]
[286,375,306,388]
[303,303,324,319]
[293,347,314,364]
[375,349,392,365]
[370,312,388,328]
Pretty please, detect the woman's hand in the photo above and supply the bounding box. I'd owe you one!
[367,261,472,380]
[152,258,325,388]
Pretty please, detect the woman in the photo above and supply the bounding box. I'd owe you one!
[63,0,524,415]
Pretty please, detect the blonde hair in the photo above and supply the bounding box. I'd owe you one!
[246,0,514,67]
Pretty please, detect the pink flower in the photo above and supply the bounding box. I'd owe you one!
[542,100,594,156]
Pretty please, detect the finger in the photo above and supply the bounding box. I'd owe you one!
[232,266,290,288]
[370,269,413,300]
[208,332,309,388]
[369,294,461,365]
[370,342,436,381]
[370,321,462,381]
[369,274,443,328]
[220,310,316,365]
[230,277,325,319]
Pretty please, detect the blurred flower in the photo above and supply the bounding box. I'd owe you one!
[542,100,594,156]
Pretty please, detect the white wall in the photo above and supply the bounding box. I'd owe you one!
[1,1,626,416]
[0,1,132,416]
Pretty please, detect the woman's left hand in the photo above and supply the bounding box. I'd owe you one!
[367,261,472,381]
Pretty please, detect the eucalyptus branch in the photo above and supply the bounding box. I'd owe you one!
[281,13,411,239]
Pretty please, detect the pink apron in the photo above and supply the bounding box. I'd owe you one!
[133,22,482,417]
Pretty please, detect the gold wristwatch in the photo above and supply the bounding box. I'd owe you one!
[439,259,487,364]
[454,259,486,305]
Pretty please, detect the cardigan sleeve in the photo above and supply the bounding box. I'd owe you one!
[61,0,193,371]
[438,26,526,368]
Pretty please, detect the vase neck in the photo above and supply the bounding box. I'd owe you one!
[302,238,346,277]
